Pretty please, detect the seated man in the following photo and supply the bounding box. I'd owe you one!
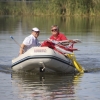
[19,27,40,55]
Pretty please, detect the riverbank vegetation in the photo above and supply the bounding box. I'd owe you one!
[0,0,100,16]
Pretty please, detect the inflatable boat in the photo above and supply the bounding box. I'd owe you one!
[11,39,84,73]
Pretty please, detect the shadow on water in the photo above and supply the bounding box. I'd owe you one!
[11,72,84,99]
[0,64,12,74]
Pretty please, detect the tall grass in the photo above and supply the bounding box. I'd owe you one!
[0,0,100,16]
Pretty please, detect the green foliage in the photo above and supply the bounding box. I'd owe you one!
[0,0,100,16]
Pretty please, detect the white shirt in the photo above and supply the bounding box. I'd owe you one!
[23,34,40,52]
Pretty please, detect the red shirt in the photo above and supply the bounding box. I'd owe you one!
[50,32,67,41]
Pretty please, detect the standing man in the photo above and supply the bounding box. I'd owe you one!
[50,25,68,41]
[19,27,40,55]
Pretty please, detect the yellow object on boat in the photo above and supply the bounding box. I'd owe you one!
[66,53,84,73]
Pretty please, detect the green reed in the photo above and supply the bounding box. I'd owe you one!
[0,0,100,16]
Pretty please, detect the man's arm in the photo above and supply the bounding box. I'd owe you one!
[19,44,25,55]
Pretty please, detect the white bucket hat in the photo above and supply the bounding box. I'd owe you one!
[32,27,40,32]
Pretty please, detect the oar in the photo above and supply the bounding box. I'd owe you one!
[66,53,84,73]
[10,36,25,52]
[48,38,81,46]
[10,36,21,47]
[54,41,84,73]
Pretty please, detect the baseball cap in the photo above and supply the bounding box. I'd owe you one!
[32,27,40,32]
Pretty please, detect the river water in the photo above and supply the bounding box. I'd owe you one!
[0,16,100,100]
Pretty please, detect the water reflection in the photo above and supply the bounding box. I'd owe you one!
[0,16,100,36]
[11,73,83,100]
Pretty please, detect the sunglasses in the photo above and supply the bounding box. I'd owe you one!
[51,29,58,32]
